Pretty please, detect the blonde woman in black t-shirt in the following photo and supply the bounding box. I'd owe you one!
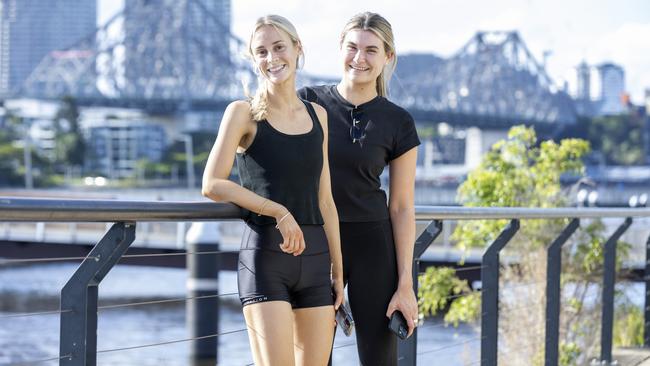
[202,15,344,366]
[299,12,420,366]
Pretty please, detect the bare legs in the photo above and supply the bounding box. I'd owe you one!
[243,301,335,366]
[293,305,336,366]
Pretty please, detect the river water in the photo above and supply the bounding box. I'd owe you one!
[0,263,480,365]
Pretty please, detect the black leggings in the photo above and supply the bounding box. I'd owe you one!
[340,220,398,366]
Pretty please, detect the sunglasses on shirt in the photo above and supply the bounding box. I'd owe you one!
[350,108,366,144]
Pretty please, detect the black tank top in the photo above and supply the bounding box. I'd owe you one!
[236,100,324,226]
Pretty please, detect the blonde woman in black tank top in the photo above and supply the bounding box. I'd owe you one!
[202,15,344,366]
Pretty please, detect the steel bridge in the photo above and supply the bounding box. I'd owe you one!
[18,1,575,128]
[391,31,577,128]
[17,0,332,114]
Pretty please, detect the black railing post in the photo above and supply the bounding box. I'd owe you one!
[600,217,633,364]
[60,222,136,366]
[398,220,443,366]
[186,222,221,365]
[645,232,650,347]
[545,218,580,366]
[481,219,520,366]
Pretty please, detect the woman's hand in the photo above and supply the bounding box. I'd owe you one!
[332,275,345,310]
[386,283,419,337]
[274,210,305,256]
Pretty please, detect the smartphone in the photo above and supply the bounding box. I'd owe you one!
[388,311,408,340]
[335,303,355,337]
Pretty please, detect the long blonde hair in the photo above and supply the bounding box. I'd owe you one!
[340,12,396,97]
[246,15,303,121]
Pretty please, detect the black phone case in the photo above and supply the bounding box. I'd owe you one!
[388,311,408,340]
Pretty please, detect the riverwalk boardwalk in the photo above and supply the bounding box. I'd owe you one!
[615,349,650,365]
[2,197,650,365]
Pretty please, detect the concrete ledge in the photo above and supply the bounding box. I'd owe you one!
[613,348,650,366]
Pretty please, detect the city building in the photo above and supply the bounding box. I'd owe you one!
[87,121,166,179]
[576,61,591,101]
[596,62,626,115]
[28,119,57,160]
[0,0,96,96]
[574,61,594,116]
[573,61,627,117]
[2,98,61,160]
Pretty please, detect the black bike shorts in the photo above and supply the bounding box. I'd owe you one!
[237,222,333,309]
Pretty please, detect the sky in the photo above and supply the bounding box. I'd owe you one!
[99,0,650,102]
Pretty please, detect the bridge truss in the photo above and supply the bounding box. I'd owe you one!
[21,0,253,104]
[392,31,577,126]
[20,8,575,126]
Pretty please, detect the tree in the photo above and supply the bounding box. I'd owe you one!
[0,111,30,186]
[162,131,217,186]
[0,129,24,186]
[54,96,85,168]
[594,113,645,165]
[559,113,645,165]
[418,125,638,365]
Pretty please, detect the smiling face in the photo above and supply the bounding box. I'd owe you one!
[340,29,391,87]
[250,25,301,85]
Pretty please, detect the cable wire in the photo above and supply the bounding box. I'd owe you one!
[8,353,72,365]
[120,250,238,259]
[0,308,72,320]
[332,341,357,350]
[453,265,488,273]
[443,291,478,302]
[96,328,248,354]
[0,256,99,265]
[1,292,240,319]
[98,292,239,310]
[419,264,487,275]
[0,249,239,266]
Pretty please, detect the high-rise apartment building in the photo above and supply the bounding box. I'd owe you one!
[574,61,627,116]
[0,0,96,95]
[574,61,594,116]
[576,61,591,101]
[597,62,626,115]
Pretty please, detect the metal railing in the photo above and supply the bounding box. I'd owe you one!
[1,197,650,366]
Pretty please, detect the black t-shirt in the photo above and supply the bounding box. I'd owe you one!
[299,85,420,222]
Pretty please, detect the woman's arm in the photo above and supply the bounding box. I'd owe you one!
[386,147,419,336]
[202,100,305,255]
[313,103,344,309]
